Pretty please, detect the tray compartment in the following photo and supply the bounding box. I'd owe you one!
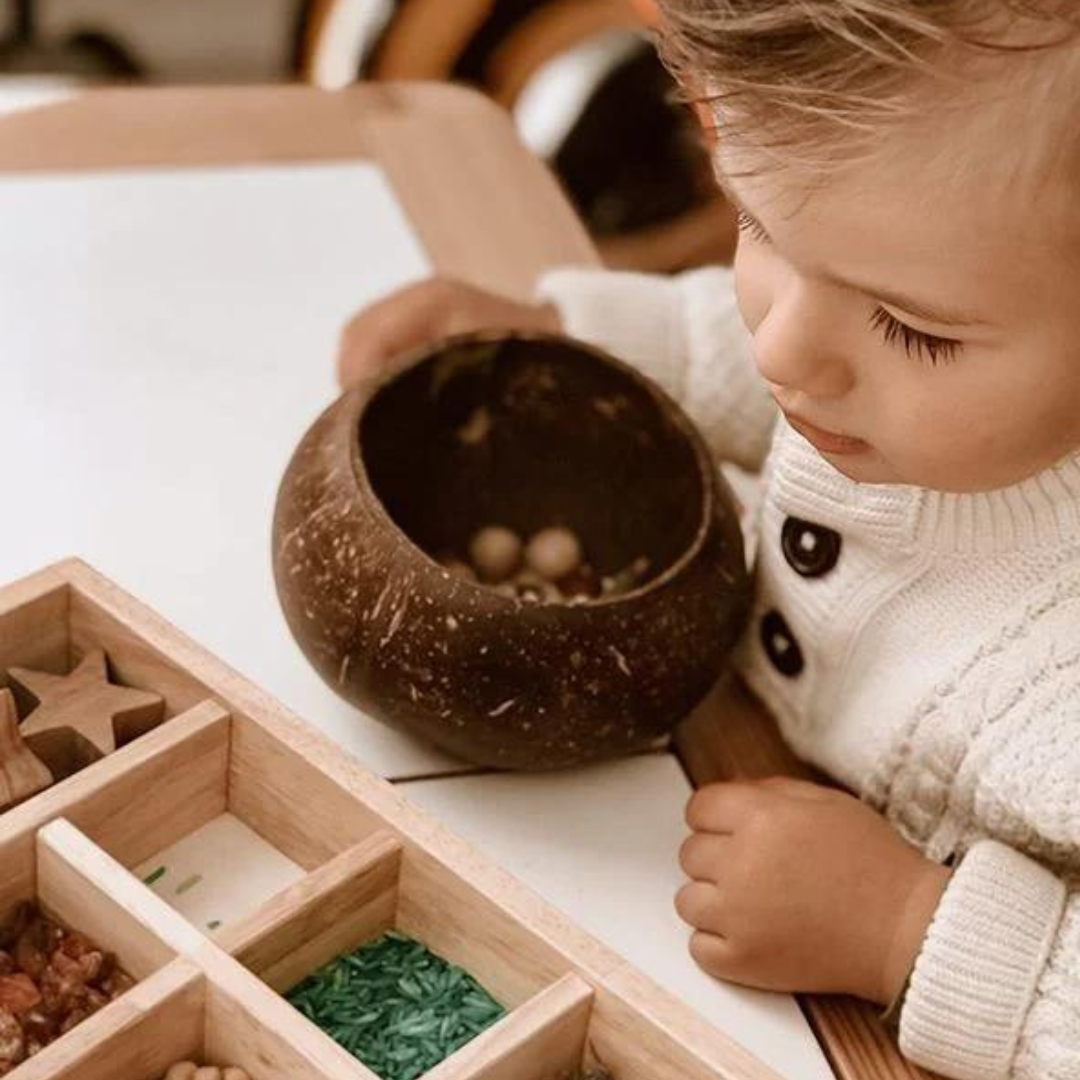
[0,817,193,1079]
[5,960,204,1080]
[0,569,217,819]
[237,838,572,1007]
[228,832,602,1080]
[126,712,393,934]
[0,693,393,938]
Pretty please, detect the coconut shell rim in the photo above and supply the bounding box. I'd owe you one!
[342,328,734,609]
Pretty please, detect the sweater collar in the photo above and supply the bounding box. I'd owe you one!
[769,418,1080,555]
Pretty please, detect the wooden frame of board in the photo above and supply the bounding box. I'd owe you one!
[0,83,933,1080]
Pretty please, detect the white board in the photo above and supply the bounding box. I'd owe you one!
[0,160,466,778]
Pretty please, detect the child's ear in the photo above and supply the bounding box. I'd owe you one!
[691,101,719,151]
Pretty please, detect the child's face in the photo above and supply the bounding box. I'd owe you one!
[718,71,1080,493]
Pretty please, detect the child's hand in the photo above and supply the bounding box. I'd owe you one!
[676,777,952,1003]
[337,276,562,392]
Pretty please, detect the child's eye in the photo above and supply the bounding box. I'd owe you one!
[735,210,770,245]
[869,307,961,366]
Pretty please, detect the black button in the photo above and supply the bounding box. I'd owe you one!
[760,610,804,677]
[781,517,842,578]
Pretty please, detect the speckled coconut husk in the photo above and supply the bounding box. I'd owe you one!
[273,332,750,770]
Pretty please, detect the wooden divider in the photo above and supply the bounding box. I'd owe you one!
[6,961,205,1080]
[220,830,402,992]
[37,818,207,972]
[422,973,595,1080]
[199,946,385,1080]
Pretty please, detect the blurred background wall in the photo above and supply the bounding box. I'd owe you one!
[0,0,736,269]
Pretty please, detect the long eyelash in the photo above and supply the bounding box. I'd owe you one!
[735,209,770,244]
[869,307,961,366]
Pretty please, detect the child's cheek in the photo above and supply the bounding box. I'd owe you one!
[732,245,771,337]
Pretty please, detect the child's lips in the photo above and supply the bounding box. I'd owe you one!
[783,412,869,455]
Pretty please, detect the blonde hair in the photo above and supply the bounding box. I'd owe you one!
[654,0,1080,166]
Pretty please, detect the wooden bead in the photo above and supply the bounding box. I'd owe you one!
[469,526,523,583]
[165,1063,199,1080]
[525,527,583,582]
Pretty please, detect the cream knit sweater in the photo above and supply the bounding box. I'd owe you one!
[536,265,1080,1080]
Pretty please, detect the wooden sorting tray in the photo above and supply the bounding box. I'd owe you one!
[0,558,781,1080]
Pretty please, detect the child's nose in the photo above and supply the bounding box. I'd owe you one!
[752,290,855,400]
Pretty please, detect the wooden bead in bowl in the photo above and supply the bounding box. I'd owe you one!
[525,526,583,582]
[468,526,523,583]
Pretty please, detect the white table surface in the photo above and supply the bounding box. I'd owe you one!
[0,160,831,1078]
[0,160,464,779]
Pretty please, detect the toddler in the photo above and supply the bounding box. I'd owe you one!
[338,3,1080,1077]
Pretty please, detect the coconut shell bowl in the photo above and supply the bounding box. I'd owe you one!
[272,331,750,770]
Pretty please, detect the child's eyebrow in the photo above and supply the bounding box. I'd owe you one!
[716,173,987,329]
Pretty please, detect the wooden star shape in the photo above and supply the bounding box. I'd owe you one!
[7,650,165,781]
[0,688,52,811]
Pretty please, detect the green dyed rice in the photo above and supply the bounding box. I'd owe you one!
[286,931,506,1080]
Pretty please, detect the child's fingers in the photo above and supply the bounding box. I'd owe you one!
[336,278,456,391]
[688,930,738,980]
[678,830,730,881]
[684,781,761,832]
[675,882,726,935]
[336,278,564,393]
[337,278,564,393]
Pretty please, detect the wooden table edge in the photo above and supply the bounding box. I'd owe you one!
[0,81,598,299]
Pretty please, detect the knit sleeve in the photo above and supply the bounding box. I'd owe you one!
[899,841,1074,1079]
[890,573,1080,1079]
[534,266,777,473]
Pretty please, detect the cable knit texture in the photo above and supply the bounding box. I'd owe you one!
[536,266,1080,1080]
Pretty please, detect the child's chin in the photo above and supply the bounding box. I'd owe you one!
[819,449,899,486]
